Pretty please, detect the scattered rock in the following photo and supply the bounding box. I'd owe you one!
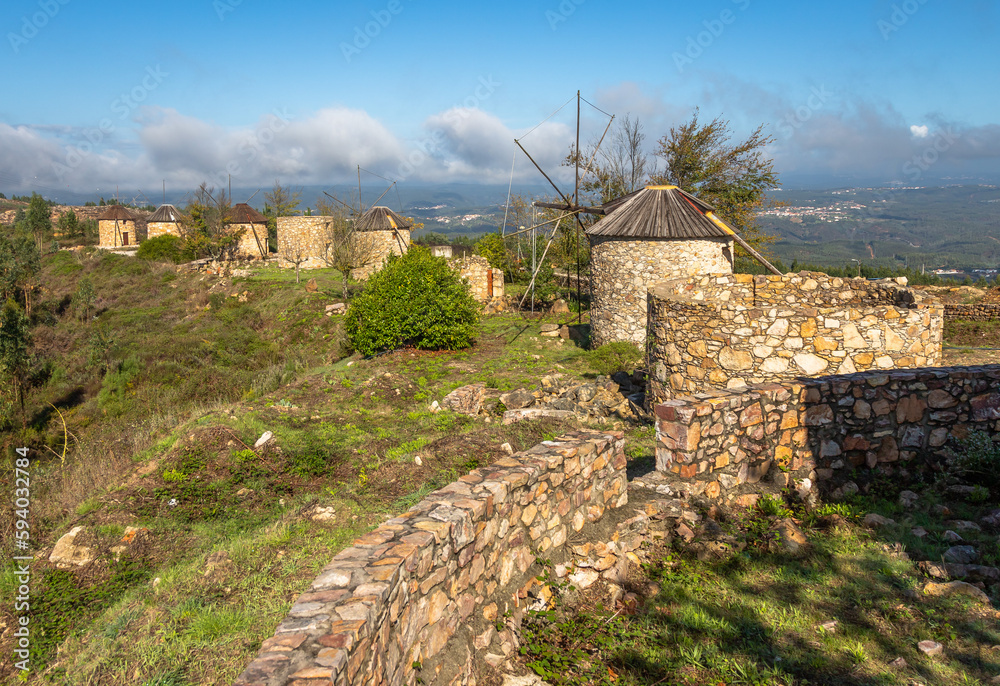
[923,581,991,604]
[948,520,983,533]
[898,490,920,508]
[831,481,859,501]
[441,383,487,416]
[911,526,928,538]
[982,509,1000,530]
[774,518,809,554]
[429,400,440,413]
[943,545,979,565]
[568,569,600,590]
[917,640,943,657]
[817,620,838,633]
[305,278,318,292]
[502,674,549,686]
[500,442,514,455]
[550,299,571,314]
[49,526,94,568]
[888,657,908,669]
[311,506,337,522]
[946,485,978,499]
[933,503,953,517]
[942,530,964,543]
[500,389,535,410]
[235,487,254,499]
[502,408,576,425]
[325,302,347,316]
[254,431,273,448]
[864,513,896,528]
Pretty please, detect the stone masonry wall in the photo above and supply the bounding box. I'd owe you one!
[352,229,411,280]
[589,236,734,348]
[234,430,627,686]
[231,223,269,258]
[147,221,181,240]
[277,216,331,270]
[647,272,944,405]
[652,366,1000,505]
[450,255,504,303]
[945,303,1000,321]
[98,219,138,248]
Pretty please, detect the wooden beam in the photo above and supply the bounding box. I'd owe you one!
[533,201,606,215]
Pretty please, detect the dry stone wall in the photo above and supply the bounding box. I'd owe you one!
[589,236,734,348]
[98,219,140,248]
[650,366,1000,505]
[647,272,944,405]
[277,216,331,269]
[945,303,1000,321]
[352,229,411,279]
[147,221,182,240]
[450,255,504,303]
[230,223,269,258]
[234,430,627,686]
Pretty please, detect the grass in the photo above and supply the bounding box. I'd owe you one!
[0,250,619,684]
[520,511,1000,686]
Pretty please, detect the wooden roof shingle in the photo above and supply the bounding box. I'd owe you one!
[98,205,136,221]
[585,185,731,239]
[148,204,183,223]
[355,206,412,232]
[229,203,267,224]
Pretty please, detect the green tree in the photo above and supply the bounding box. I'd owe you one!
[0,230,41,314]
[57,209,81,239]
[345,247,479,355]
[25,192,53,251]
[0,298,32,427]
[75,276,96,322]
[264,180,302,252]
[649,109,779,262]
[316,195,383,299]
[473,232,510,275]
[183,183,237,259]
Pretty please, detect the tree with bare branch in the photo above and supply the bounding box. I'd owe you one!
[316,196,384,300]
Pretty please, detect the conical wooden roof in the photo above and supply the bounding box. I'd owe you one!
[98,205,136,221]
[148,204,183,223]
[229,203,267,224]
[355,206,412,232]
[586,185,731,239]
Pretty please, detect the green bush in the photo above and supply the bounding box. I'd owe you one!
[588,341,643,376]
[345,246,479,356]
[136,235,184,263]
[952,431,1000,492]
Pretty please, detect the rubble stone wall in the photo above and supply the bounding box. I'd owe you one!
[147,221,182,240]
[653,366,1000,505]
[647,272,944,405]
[589,236,734,348]
[945,303,1000,321]
[234,430,627,686]
[352,229,411,280]
[277,216,331,269]
[450,255,504,303]
[229,222,269,258]
[98,219,138,248]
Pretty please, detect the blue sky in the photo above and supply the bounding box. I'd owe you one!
[1,0,998,200]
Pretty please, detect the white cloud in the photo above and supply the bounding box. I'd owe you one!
[910,124,929,138]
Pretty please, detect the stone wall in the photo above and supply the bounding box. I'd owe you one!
[589,236,734,348]
[147,221,182,240]
[450,255,504,303]
[277,216,330,269]
[230,223,269,258]
[352,229,411,280]
[647,272,944,405]
[98,219,138,248]
[651,366,1000,505]
[234,430,627,686]
[945,303,1000,321]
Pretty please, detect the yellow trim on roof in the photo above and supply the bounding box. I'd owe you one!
[644,184,678,190]
[388,216,397,229]
[705,212,736,236]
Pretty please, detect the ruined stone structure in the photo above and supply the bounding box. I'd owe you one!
[277,216,330,269]
[147,204,184,240]
[587,186,735,348]
[944,303,1000,321]
[227,203,269,258]
[647,272,944,405]
[651,365,1000,505]
[450,255,503,304]
[98,205,142,248]
[234,430,627,686]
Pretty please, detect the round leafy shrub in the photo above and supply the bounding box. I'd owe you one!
[345,247,479,355]
[136,235,184,263]
[589,341,643,376]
